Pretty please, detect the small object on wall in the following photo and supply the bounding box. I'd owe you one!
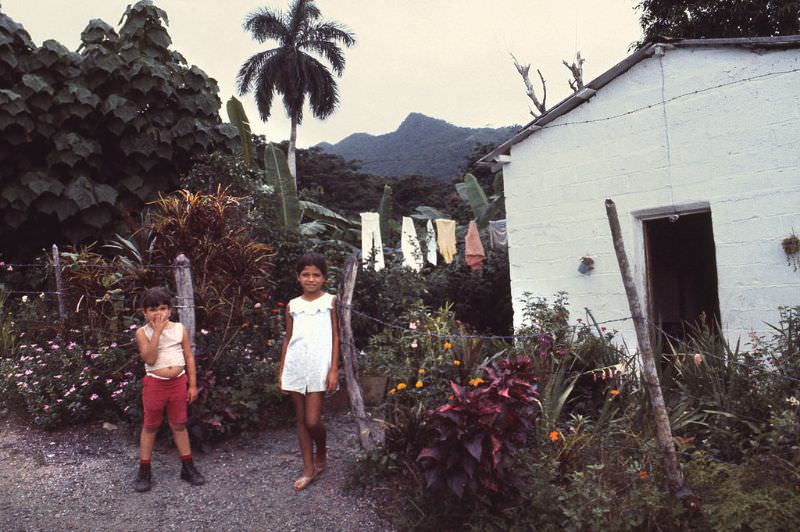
[782,232,800,271]
[578,256,595,274]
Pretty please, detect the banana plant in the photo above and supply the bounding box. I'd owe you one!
[455,172,505,229]
[264,143,300,232]
[226,96,255,168]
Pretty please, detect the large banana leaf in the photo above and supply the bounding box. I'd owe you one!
[299,200,359,229]
[264,143,300,232]
[226,96,254,168]
[455,173,489,220]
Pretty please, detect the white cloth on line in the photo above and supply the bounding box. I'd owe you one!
[425,219,437,266]
[401,216,423,272]
[488,219,508,250]
[360,212,385,271]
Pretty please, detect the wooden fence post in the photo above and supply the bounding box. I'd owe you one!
[605,199,690,499]
[337,254,377,452]
[51,244,66,322]
[173,253,196,352]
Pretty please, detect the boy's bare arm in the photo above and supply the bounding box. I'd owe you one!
[182,326,198,403]
[135,327,160,366]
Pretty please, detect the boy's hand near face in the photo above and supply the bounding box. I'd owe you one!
[150,313,168,333]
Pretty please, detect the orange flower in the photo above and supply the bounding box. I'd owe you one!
[397,383,407,391]
[389,388,397,395]
[418,368,426,375]
[415,380,423,389]
[549,431,559,442]
[443,342,453,349]
[639,471,648,479]
[469,378,484,387]
[610,389,621,396]
[448,394,454,401]
[453,359,461,366]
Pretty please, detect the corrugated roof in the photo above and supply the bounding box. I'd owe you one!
[478,35,800,166]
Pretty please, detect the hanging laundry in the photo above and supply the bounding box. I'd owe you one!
[435,218,457,264]
[488,219,508,250]
[360,212,385,271]
[464,220,486,270]
[401,216,423,272]
[425,219,437,266]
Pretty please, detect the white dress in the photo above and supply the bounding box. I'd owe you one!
[281,292,335,394]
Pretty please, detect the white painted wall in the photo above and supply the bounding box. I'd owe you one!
[503,45,800,348]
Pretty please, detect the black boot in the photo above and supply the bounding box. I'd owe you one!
[180,460,205,486]
[133,467,151,492]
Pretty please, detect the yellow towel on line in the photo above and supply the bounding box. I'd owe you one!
[435,219,456,264]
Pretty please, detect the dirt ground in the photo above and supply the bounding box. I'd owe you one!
[0,412,394,531]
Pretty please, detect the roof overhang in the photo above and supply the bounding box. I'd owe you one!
[478,35,800,167]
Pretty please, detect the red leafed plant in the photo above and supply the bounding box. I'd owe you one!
[417,356,539,500]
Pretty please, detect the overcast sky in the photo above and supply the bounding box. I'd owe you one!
[2,1,644,147]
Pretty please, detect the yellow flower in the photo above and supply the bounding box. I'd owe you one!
[469,378,484,387]
[397,383,407,391]
[453,359,461,366]
[418,368,426,375]
[443,342,453,350]
[389,388,396,395]
[415,380,423,389]
[610,389,621,396]
[549,431,559,442]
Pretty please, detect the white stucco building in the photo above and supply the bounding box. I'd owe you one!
[481,36,800,347]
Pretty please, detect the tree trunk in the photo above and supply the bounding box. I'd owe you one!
[288,113,298,186]
[337,254,377,452]
[605,199,688,498]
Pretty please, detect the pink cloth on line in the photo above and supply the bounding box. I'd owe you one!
[465,220,485,270]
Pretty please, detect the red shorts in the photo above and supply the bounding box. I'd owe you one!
[142,373,188,429]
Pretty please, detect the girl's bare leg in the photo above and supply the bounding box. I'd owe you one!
[291,392,315,478]
[304,392,326,466]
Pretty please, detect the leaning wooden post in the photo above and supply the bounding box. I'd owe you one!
[605,199,687,497]
[337,254,377,452]
[173,253,196,352]
[51,244,66,322]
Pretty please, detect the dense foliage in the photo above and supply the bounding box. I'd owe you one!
[636,0,800,46]
[0,1,237,260]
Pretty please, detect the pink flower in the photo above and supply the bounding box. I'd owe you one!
[200,329,209,336]
[24,369,32,375]
[254,302,262,309]
[90,394,99,401]
[409,321,418,330]
[110,342,117,348]
[90,353,99,359]
[105,379,113,385]
[129,324,137,330]
[43,405,49,411]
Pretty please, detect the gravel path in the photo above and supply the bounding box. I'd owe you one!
[0,412,394,531]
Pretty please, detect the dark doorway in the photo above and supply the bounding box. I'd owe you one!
[643,211,720,349]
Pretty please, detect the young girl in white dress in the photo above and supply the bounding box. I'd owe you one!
[279,252,340,490]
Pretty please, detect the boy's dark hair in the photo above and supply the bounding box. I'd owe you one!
[140,287,173,309]
[295,252,327,277]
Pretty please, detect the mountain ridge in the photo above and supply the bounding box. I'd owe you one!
[315,113,518,180]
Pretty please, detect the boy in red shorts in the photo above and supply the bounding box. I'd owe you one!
[133,287,205,492]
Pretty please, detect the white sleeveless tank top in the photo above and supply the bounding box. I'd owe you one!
[143,322,186,372]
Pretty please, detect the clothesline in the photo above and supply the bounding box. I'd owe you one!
[359,211,507,273]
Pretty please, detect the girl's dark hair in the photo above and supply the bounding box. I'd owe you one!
[295,252,327,277]
[140,287,173,309]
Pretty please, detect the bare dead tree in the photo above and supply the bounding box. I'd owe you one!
[510,52,547,117]
[563,51,585,93]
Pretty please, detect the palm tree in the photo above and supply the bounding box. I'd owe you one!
[237,0,355,184]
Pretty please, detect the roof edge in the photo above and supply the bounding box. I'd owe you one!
[478,35,800,166]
